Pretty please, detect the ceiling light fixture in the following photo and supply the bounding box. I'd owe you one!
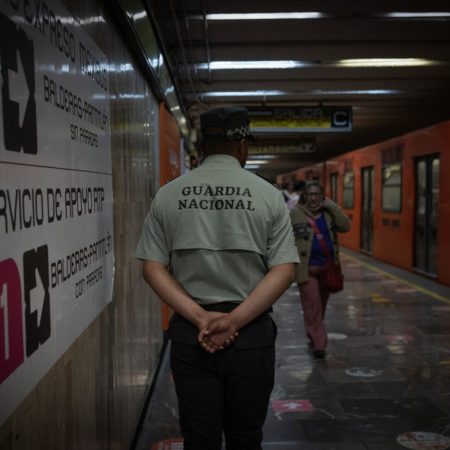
[312,89,401,95]
[336,58,438,67]
[206,12,324,20]
[202,90,287,97]
[195,58,444,71]
[248,155,277,160]
[243,160,270,165]
[201,89,399,98]
[197,60,311,70]
[244,165,262,170]
[382,12,450,18]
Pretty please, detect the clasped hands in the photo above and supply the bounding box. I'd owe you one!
[197,312,239,354]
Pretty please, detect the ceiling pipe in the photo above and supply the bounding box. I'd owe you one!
[201,0,212,85]
[168,0,200,104]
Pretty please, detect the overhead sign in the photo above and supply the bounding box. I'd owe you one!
[0,0,113,425]
[249,106,352,133]
[249,137,316,154]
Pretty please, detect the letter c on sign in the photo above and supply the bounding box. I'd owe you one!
[332,111,349,127]
[0,258,25,383]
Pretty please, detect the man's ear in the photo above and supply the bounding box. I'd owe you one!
[237,139,248,166]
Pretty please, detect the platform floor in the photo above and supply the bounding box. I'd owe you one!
[134,249,450,450]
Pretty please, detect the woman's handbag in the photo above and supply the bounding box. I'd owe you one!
[308,217,344,293]
[322,260,344,293]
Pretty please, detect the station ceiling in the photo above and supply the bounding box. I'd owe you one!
[146,0,450,179]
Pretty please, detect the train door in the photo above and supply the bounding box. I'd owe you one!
[414,155,440,275]
[330,172,338,202]
[360,166,374,253]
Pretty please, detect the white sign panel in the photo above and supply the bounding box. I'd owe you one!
[0,0,114,425]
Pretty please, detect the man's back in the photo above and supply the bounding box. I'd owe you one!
[140,154,294,304]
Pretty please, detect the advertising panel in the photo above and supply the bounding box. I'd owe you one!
[0,0,114,425]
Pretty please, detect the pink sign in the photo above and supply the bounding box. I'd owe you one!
[385,335,414,344]
[151,438,184,450]
[272,399,313,413]
[397,431,450,450]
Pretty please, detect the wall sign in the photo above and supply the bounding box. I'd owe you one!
[0,0,114,425]
[249,137,316,154]
[249,106,352,133]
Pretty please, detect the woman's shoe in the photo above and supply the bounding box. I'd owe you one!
[313,349,326,359]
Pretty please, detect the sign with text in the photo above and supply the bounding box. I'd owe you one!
[0,0,114,425]
[249,106,352,133]
[249,137,316,154]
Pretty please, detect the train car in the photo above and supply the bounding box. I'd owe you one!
[279,120,450,287]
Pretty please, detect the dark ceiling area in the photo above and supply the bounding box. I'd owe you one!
[147,0,450,179]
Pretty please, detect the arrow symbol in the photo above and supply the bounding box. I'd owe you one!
[285,402,301,410]
[30,268,45,325]
[8,50,29,128]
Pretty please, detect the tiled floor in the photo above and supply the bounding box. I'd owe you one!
[135,249,450,450]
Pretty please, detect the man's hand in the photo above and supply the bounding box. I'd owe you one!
[198,314,239,353]
[196,311,225,333]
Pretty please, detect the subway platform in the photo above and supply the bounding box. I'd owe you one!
[134,248,450,450]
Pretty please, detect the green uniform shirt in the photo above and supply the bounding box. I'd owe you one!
[135,154,299,305]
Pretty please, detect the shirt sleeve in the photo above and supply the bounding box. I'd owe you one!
[266,195,300,268]
[134,195,170,265]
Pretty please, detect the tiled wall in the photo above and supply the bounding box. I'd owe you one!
[0,1,164,449]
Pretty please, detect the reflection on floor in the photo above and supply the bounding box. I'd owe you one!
[135,248,450,450]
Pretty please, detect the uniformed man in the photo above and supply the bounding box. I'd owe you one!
[135,106,299,450]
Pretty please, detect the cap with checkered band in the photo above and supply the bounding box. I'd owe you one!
[200,107,255,142]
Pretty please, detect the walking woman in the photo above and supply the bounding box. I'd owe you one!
[290,181,351,358]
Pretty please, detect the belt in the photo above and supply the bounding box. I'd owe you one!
[202,301,273,314]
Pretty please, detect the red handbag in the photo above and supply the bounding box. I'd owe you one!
[308,217,344,293]
[322,260,344,293]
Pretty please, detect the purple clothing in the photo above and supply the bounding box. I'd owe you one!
[309,214,334,266]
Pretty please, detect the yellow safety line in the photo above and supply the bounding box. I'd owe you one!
[341,252,450,305]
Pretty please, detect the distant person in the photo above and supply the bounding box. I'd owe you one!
[290,181,350,358]
[283,180,305,210]
[281,182,291,203]
[282,181,302,210]
[135,106,299,449]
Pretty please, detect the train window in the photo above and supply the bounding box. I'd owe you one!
[342,171,354,208]
[330,173,338,202]
[382,163,402,212]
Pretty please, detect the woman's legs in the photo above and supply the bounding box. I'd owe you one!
[318,275,330,319]
[298,274,328,351]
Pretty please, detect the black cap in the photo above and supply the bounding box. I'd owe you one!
[200,107,255,142]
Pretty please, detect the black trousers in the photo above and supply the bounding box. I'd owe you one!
[170,341,275,450]
[168,305,277,450]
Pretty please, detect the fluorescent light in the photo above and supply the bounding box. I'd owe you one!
[244,160,270,165]
[202,90,286,97]
[245,165,261,170]
[337,58,438,67]
[383,12,450,18]
[312,89,400,95]
[197,61,311,70]
[248,155,277,160]
[206,12,324,20]
[196,58,444,71]
[201,89,399,98]
[203,11,450,20]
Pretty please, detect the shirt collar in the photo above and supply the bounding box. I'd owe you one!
[201,154,242,168]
